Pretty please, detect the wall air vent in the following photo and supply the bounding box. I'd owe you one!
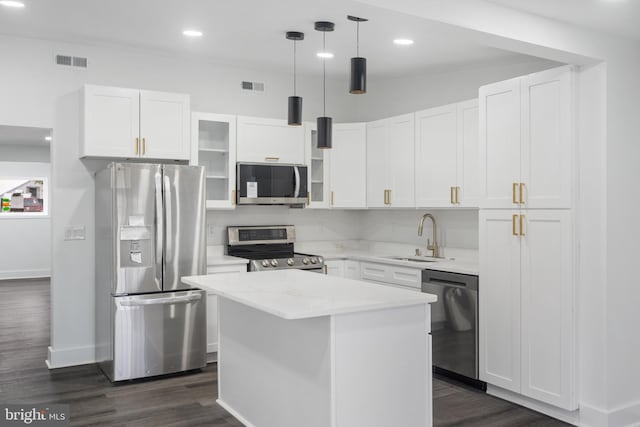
[55,54,88,69]
[240,80,265,94]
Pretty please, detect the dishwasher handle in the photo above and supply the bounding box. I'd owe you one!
[422,269,478,292]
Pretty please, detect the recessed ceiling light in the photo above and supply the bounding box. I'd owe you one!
[316,52,334,59]
[182,30,203,37]
[0,1,25,8]
[393,39,414,46]
[45,136,52,141]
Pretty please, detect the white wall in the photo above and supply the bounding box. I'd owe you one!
[0,161,51,280]
[338,58,562,122]
[0,144,50,163]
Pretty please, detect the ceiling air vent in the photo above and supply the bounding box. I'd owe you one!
[55,54,88,69]
[240,80,265,94]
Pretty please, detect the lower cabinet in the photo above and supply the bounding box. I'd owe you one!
[479,209,576,410]
[325,260,345,277]
[205,264,248,358]
[324,260,360,279]
[360,262,422,291]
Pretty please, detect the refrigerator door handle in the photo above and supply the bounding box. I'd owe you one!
[119,294,203,307]
[163,174,173,260]
[293,166,300,198]
[155,171,163,265]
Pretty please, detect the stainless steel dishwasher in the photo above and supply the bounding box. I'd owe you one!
[422,269,485,389]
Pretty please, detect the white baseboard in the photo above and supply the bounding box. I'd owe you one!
[607,400,640,427]
[487,385,580,425]
[0,269,50,281]
[46,345,95,369]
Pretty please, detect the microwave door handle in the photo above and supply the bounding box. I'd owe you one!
[293,166,300,198]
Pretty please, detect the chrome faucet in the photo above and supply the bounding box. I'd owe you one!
[418,213,440,258]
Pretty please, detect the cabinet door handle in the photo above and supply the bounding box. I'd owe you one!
[520,214,525,236]
[135,137,139,155]
[383,189,387,205]
[450,187,455,204]
[142,138,146,155]
[265,156,280,162]
[512,214,518,236]
[388,189,392,206]
[456,186,460,204]
[307,191,310,205]
[231,189,236,205]
[331,191,334,206]
[519,182,525,205]
[512,182,519,204]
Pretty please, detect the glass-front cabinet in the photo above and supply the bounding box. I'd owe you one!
[191,113,237,209]
[305,122,330,209]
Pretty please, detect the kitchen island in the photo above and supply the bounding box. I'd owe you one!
[183,269,437,427]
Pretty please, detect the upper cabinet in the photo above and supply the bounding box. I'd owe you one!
[330,123,367,208]
[415,99,479,208]
[305,122,331,209]
[236,116,305,165]
[81,85,190,160]
[191,113,237,209]
[366,114,415,208]
[479,66,573,209]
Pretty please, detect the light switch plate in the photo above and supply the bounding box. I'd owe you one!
[64,225,86,241]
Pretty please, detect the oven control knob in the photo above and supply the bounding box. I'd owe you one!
[287,258,295,266]
[271,259,279,267]
[261,260,270,268]
[302,257,309,265]
[310,257,317,264]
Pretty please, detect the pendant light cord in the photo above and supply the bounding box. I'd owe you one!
[323,32,326,116]
[293,39,297,96]
[356,21,360,57]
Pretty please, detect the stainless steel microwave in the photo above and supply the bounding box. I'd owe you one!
[236,163,308,205]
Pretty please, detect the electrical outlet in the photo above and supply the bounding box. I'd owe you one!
[64,225,86,241]
[207,223,216,241]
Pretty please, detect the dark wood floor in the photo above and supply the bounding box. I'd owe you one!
[1,279,567,426]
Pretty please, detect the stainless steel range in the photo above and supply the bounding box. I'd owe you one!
[227,225,325,273]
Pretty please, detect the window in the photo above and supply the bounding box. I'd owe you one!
[0,178,48,216]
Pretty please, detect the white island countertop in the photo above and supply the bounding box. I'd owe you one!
[182,269,437,320]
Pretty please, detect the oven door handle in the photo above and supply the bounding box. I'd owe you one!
[293,166,300,198]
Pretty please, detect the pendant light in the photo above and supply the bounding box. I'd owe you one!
[347,15,368,94]
[286,31,304,126]
[315,21,334,149]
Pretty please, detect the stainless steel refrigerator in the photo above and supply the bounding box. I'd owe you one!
[95,163,207,381]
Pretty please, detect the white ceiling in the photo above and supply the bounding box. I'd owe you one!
[0,0,542,77]
[487,0,640,41]
[0,125,51,146]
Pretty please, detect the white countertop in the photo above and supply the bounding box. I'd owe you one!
[206,254,249,266]
[182,269,437,320]
[319,250,478,276]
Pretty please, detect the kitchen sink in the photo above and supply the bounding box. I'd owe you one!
[387,256,441,263]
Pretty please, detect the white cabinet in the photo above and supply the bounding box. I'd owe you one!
[205,264,248,356]
[330,123,367,208]
[415,100,479,208]
[306,122,331,208]
[325,260,360,279]
[139,90,191,160]
[236,116,305,164]
[81,85,190,160]
[191,113,237,209]
[344,260,361,279]
[366,114,415,208]
[325,260,345,277]
[479,66,573,209]
[360,262,422,291]
[479,210,575,409]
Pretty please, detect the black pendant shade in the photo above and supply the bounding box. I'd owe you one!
[288,96,302,126]
[286,31,304,126]
[317,117,332,149]
[347,15,368,95]
[350,57,367,94]
[315,21,334,149]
